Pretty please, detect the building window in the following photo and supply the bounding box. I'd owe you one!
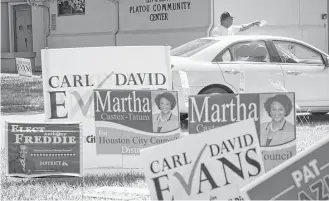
[58,0,85,16]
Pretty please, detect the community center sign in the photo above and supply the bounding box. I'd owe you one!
[120,0,212,30]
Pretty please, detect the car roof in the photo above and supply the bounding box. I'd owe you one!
[201,35,301,42]
[173,35,328,62]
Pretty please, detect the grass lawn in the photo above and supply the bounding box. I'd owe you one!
[1,73,328,200]
[1,73,44,113]
[1,120,328,200]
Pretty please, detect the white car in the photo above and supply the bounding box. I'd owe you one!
[171,35,329,119]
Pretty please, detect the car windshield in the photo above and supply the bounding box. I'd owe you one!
[171,39,218,57]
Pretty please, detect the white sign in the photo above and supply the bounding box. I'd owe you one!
[179,70,190,108]
[41,46,172,171]
[15,57,32,79]
[140,119,265,200]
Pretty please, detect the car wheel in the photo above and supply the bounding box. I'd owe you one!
[310,112,328,116]
[201,87,229,95]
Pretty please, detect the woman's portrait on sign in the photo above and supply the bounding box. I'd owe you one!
[151,91,180,133]
[260,93,296,147]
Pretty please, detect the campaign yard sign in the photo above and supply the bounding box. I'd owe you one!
[94,89,181,158]
[188,93,296,172]
[15,57,32,80]
[41,46,171,170]
[140,119,265,200]
[241,135,329,200]
[5,122,83,178]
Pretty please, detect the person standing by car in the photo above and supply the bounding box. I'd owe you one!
[211,11,265,36]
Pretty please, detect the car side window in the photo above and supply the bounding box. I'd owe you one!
[230,41,270,63]
[221,49,232,62]
[273,41,324,65]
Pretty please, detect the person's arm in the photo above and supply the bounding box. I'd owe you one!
[239,20,263,32]
[211,24,222,36]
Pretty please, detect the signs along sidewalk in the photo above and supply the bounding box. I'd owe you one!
[241,135,329,200]
[140,119,265,200]
[5,121,83,178]
[41,46,172,170]
[188,93,296,172]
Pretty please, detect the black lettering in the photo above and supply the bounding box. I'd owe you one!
[183,152,192,165]
[85,74,94,87]
[245,148,261,177]
[73,75,83,87]
[115,73,126,85]
[48,91,67,119]
[162,158,171,171]
[243,134,254,147]
[137,73,146,85]
[221,141,229,154]
[217,152,244,186]
[152,174,170,200]
[86,135,95,143]
[155,73,166,85]
[209,144,220,157]
[198,163,219,194]
[172,155,182,168]
[128,74,138,85]
[150,13,168,21]
[228,138,236,150]
[237,135,243,148]
[150,160,160,174]
[148,73,153,85]
[60,75,71,88]
[49,76,59,88]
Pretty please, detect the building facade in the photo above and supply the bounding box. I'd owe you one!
[1,0,328,73]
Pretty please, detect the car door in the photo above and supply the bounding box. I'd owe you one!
[271,40,329,109]
[215,40,285,93]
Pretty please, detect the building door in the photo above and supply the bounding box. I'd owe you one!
[14,4,33,52]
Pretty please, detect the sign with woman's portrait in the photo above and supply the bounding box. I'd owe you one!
[94,89,181,166]
[188,92,296,172]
